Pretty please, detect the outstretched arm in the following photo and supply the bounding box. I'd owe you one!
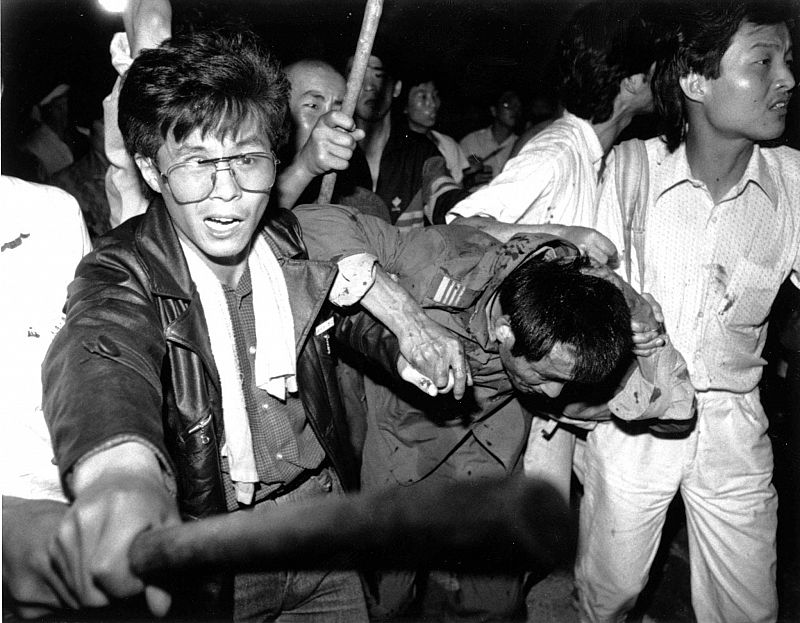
[449,216,619,268]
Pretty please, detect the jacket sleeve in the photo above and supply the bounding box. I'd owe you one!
[42,241,173,494]
[608,344,697,433]
[295,204,404,267]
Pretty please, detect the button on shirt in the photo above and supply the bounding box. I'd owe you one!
[449,112,604,227]
[220,266,324,509]
[599,140,800,393]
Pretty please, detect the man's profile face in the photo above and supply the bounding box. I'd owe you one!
[287,63,346,153]
[499,340,576,399]
[142,119,272,280]
[352,55,397,122]
[406,81,440,132]
[698,21,794,142]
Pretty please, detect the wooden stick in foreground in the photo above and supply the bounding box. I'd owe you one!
[129,477,574,580]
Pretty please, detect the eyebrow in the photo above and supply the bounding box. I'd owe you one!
[749,40,792,53]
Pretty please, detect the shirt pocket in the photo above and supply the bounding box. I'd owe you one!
[720,257,784,329]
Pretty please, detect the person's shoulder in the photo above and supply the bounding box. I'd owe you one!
[1,175,85,232]
[518,118,585,156]
[1,175,79,209]
[459,127,487,145]
[431,130,459,150]
[627,136,669,169]
[758,143,800,176]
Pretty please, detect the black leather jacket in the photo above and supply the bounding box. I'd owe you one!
[43,199,397,519]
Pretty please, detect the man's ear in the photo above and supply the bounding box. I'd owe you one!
[392,79,402,99]
[622,73,648,96]
[679,71,707,104]
[135,154,163,194]
[493,314,517,350]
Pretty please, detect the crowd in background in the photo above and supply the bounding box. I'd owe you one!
[1,0,799,621]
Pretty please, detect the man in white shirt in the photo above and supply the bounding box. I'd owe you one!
[575,2,798,621]
[444,0,672,503]
[0,176,92,502]
[447,1,662,238]
[458,89,521,184]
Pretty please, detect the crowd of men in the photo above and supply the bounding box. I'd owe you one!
[2,0,798,622]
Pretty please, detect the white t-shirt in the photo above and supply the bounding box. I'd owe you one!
[0,176,92,500]
[431,130,469,184]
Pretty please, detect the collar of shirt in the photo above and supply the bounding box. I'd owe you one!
[221,263,252,306]
[563,111,605,171]
[653,142,779,208]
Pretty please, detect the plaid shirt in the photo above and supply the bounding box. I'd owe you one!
[220,266,324,509]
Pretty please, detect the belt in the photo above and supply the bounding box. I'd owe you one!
[263,459,330,502]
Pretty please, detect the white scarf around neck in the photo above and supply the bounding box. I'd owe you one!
[180,234,297,505]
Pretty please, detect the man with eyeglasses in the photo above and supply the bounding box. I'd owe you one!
[458,89,522,186]
[11,27,467,621]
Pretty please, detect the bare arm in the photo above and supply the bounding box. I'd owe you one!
[360,266,471,399]
[123,0,172,57]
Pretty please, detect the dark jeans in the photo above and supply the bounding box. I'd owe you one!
[232,467,368,623]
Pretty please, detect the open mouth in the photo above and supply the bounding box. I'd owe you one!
[205,216,241,231]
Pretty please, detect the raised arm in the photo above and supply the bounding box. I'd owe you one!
[276,110,365,209]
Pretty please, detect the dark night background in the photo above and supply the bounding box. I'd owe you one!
[0,0,584,147]
[2,0,798,152]
[1,1,800,620]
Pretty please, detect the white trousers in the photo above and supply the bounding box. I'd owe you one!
[575,390,778,623]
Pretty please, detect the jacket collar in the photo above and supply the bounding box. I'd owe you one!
[136,197,309,300]
[136,197,333,356]
[137,197,195,300]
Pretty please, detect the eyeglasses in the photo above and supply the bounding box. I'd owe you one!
[158,152,279,204]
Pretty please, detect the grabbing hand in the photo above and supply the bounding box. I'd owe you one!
[297,110,365,178]
[555,225,619,267]
[395,313,472,400]
[47,446,181,616]
[631,293,666,357]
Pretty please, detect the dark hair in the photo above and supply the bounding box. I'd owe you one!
[653,0,793,152]
[498,255,633,384]
[398,69,442,107]
[557,0,673,124]
[119,27,290,161]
